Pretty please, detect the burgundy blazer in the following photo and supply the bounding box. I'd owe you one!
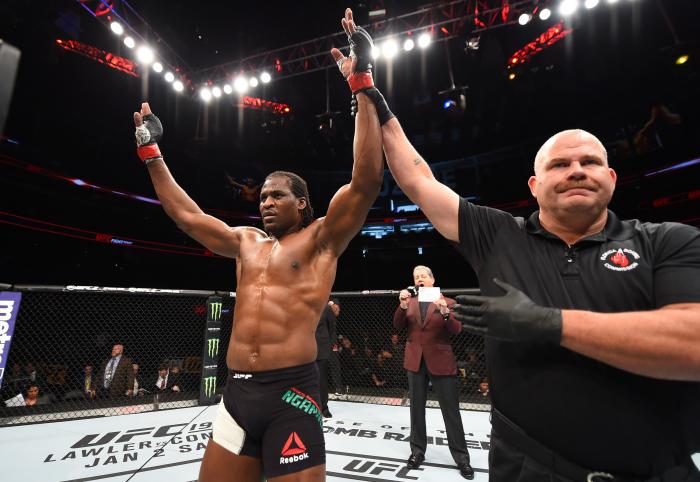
[392,296,462,375]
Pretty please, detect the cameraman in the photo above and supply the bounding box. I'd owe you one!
[393,265,474,479]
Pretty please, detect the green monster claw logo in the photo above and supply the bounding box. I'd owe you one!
[204,376,217,397]
[210,302,222,321]
[208,338,220,358]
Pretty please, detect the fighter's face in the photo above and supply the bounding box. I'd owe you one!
[413,269,434,287]
[259,176,305,237]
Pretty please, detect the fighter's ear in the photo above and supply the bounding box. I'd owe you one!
[297,197,307,210]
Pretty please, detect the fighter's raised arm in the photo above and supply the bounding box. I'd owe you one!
[316,9,385,256]
[133,102,252,258]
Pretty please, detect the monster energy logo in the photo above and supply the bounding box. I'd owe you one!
[207,338,220,358]
[209,302,222,321]
[203,376,217,398]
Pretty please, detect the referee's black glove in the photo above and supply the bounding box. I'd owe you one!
[454,279,562,344]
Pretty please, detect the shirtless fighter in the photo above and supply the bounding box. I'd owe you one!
[131,10,388,481]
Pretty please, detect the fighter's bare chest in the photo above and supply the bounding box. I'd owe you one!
[237,239,316,279]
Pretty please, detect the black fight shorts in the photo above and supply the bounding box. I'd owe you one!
[212,362,325,477]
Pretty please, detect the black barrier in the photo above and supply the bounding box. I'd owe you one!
[0,285,488,427]
[199,296,223,404]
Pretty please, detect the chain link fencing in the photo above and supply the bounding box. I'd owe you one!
[318,290,488,411]
[0,286,487,427]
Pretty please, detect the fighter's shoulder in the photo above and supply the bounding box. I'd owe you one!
[236,226,268,240]
[237,226,267,237]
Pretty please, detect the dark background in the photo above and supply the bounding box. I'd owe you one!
[1,0,699,291]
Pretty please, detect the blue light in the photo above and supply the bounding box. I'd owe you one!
[132,195,161,205]
[71,179,86,186]
[417,246,423,255]
[443,100,455,109]
[645,157,700,177]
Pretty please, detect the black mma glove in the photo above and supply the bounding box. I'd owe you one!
[135,113,164,164]
[454,279,562,344]
[342,27,394,125]
[348,26,374,76]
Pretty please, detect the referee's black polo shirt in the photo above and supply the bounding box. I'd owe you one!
[452,199,700,476]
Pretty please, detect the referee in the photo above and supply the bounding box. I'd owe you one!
[380,125,700,481]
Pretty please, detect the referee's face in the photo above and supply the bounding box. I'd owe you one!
[528,131,616,219]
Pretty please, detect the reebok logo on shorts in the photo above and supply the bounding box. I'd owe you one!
[280,432,309,464]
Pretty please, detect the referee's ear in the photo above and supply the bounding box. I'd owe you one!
[528,175,538,199]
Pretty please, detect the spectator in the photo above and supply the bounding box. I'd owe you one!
[339,336,360,389]
[154,365,179,392]
[61,363,96,401]
[5,362,28,395]
[462,351,483,393]
[131,363,144,396]
[371,351,391,387]
[98,344,134,398]
[478,379,489,399]
[327,299,343,397]
[24,383,49,406]
[169,365,182,392]
[384,333,406,389]
[81,364,97,399]
[224,173,262,203]
[315,302,337,418]
[24,362,41,387]
[359,346,375,387]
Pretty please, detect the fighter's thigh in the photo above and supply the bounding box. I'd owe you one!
[198,439,262,482]
[267,463,326,482]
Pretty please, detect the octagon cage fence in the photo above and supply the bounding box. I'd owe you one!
[0,283,487,427]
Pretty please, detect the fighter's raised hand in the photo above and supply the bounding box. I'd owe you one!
[331,8,361,79]
[330,8,394,124]
[133,102,163,164]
